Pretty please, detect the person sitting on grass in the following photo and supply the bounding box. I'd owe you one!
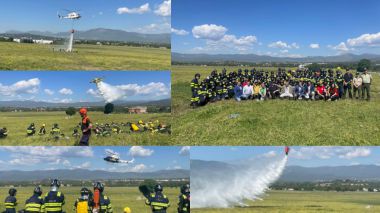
[268,82,280,99]
[280,81,293,99]
[294,81,305,100]
[315,82,327,100]
[252,81,261,101]
[259,83,267,101]
[0,127,8,138]
[241,81,253,100]
[328,83,339,101]
[304,81,315,100]
[234,81,243,101]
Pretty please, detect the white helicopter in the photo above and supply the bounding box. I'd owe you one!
[103,149,134,164]
[58,10,81,20]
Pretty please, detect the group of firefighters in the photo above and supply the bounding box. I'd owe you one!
[190,67,373,107]
[0,108,171,144]
[3,180,190,213]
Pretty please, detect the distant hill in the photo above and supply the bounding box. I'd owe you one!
[2,28,170,44]
[0,98,171,108]
[172,52,380,63]
[0,169,189,182]
[191,160,380,182]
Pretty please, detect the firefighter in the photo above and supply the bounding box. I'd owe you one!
[0,127,8,138]
[190,73,201,107]
[24,186,45,213]
[73,187,94,213]
[38,124,46,135]
[93,182,113,213]
[44,179,65,213]
[177,184,190,213]
[79,108,92,146]
[4,188,17,213]
[145,184,170,213]
[27,123,36,136]
[50,123,62,140]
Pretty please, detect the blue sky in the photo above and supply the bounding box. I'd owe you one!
[190,146,380,167]
[0,0,171,34]
[0,71,171,103]
[0,146,189,172]
[172,0,380,56]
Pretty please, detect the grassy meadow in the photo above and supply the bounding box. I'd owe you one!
[0,111,171,146]
[171,65,380,145]
[0,42,170,70]
[192,190,380,213]
[0,186,180,213]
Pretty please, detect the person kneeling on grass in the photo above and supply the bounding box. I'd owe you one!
[259,83,267,101]
[328,83,339,101]
[315,82,327,100]
[241,81,253,100]
[0,127,8,138]
[280,81,293,99]
[234,81,243,101]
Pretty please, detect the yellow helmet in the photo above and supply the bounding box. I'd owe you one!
[124,207,131,213]
[42,124,46,127]
[138,120,143,124]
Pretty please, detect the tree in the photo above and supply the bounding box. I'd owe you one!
[357,59,371,72]
[65,107,76,116]
[104,103,114,114]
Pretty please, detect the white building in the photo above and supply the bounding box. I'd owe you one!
[33,39,53,44]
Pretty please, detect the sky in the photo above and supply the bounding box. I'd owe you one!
[190,146,380,167]
[0,0,171,34]
[172,0,380,56]
[0,71,171,103]
[0,146,189,172]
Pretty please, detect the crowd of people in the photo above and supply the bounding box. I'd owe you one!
[3,179,190,213]
[0,108,171,145]
[190,67,373,107]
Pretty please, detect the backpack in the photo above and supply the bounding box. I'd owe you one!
[76,200,89,213]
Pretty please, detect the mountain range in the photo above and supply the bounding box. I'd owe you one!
[191,160,380,182]
[0,169,189,182]
[172,52,380,63]
[0,99,171,108]
[2,28,170,44]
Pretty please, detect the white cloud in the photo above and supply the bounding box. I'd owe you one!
[347,32,380,47]
[128,146,154,157]
[268,41,299,49]
[73,161,91,169]
[0,78,40,96]
[44,89,54,95]
[154,0,171,17]
[90,81,170,103]
[0,146,93,158]
[310,43,320,49]
[220,35,257,46]
[171,28,189,36]
[292,147,371,160]
[192,24,228,41]
[129,164,147,172]
[339,148,371,159]
[117,3,150,14]
[280,49,289,53]
[330,42,350,52]
[136,22,170,34]
[179,146,190,156]
[59,88,73,95]
[262,151,277,158]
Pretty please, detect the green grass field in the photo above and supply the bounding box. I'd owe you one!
[171,65,380,145]
[192,190,380,213]
[0,186,180,213]
[0,42,170,70]
[0,111,171,146]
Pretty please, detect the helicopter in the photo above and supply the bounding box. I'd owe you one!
[58,10,81,20]
[103,150,134,164]
[90,77,104,84]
